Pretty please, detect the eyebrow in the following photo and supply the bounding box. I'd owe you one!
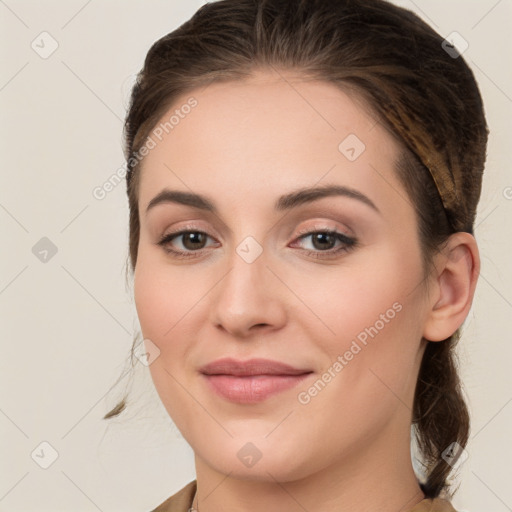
[145,184,380,215]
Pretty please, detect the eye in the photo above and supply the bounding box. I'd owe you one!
[157,229,219,259]
[291,229,358,259]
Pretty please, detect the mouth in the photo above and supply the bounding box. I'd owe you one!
[199,358,314,404]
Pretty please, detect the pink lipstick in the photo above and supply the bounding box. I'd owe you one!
[199,358,313,404]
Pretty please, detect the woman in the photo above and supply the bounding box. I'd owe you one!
[104,0,488,510]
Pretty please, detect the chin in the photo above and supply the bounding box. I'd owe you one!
[194,437,318,483]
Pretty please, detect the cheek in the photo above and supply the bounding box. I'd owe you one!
[290,246,425,410]
[133,257,203,429]
[133,253,206,342]
[288,246,423,351]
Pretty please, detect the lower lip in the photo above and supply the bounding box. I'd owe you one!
[202,373,312,404]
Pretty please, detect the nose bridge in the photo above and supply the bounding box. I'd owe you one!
[209,238,287,336]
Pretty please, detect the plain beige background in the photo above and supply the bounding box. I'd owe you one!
[1,1,511,511]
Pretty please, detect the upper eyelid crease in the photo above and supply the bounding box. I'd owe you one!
[145,184,380,216]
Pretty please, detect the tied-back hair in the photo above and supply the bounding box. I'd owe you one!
[105,0,489,500]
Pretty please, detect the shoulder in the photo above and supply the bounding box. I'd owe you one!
[410,497,458,512]
[149,480,197,512]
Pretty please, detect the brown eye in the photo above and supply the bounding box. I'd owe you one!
[309,232,337,251]
[180,232,208,250]
[291,229,358,259]
[157,230,218,258]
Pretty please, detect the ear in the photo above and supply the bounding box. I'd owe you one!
[422,232,480,342]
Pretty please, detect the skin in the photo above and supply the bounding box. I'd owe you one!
[133,68,479,512]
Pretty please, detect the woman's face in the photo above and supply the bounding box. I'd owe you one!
[134,69,431,482]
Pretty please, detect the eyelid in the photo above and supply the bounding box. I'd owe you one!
[294,221,353,238]
[162,222,217,237]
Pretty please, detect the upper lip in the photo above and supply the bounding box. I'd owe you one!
[199,358,312,377]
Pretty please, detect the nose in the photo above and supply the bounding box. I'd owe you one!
[208,246,288,339]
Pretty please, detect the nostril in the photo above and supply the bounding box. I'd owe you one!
[253,323,270,329]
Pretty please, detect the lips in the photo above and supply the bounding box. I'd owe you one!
[199,358,313,404]
[200,357,313,376]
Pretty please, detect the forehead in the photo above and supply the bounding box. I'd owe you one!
[137,69,406,219]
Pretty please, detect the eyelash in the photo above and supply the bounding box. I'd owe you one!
[156,226,358,260]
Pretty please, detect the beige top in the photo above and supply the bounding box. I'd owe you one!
[150,480,458,511]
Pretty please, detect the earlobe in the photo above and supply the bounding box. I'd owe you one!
[422,232,480,342]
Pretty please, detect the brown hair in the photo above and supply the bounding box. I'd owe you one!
[104,0,488,500]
